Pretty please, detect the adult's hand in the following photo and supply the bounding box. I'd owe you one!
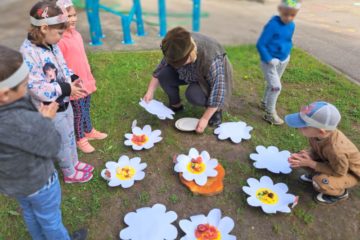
[71,79,87,99]
[195,117,209,134]
[143,77,160,103]
[39,102,59,119]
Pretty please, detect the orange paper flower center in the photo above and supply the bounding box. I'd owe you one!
[131,134,148,146]
[187,156,206,174]
[195,224,221,240]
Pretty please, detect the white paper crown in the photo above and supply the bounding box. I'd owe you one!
[0,61,29,89]
[30,0,69,27]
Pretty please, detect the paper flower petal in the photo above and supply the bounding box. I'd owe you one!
[250,146,292,174]
[124,124,162,151]
[214,121,253,143]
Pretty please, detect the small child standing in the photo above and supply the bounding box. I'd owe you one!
[256,0,301,125]
[20,1,94,183]
[58,0,107,154]
[286,101,360,204]
[0,45,87,240]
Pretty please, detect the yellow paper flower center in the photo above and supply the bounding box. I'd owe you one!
[256,188,279,205]
[116,166,136,180]
[131,134,149,146]
[187,156,206,174]
[195,224,221,240]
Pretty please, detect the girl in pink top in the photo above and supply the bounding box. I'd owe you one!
[58,0,107,153]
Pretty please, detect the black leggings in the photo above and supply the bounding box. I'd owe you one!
[157,65,207,107]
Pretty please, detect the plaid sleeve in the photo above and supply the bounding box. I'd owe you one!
[152,58,167,78]
[207,56,226,108]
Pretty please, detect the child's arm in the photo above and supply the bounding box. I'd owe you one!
[22,51,71,102]
[6,111,61,159]
[256,20,275,63]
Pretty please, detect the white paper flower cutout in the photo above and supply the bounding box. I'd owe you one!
[179,208,236,240]
[214,121,253,143]
[124,124,162,150]
[250,146,292,174]
[242,176,296,214]
[139,99,175,120]
[174,148,218,186]
[120,204,178,240]
[101,155,147,188]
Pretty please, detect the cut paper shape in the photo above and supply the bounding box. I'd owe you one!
[139,99,175,120]
[179,164,225,196]
[174,148,218,186]
[179,208,236,240]
[101,155,147,188]
[242,176,296,214]
[119,204,178,240]
[124,124,162,150]
[250,146,292,174]
[214,121,253,143]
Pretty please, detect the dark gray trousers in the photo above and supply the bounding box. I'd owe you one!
[157,65,207,107]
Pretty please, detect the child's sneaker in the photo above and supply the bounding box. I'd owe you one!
[77,138,95,153]
[314,189,349,205]
[299,174,313,183]
[64,170,93,183]
[71,228,88,240]
[85,129,108,140]
[263,112,284,125]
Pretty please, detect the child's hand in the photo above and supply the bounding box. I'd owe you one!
[269,58,280,66]
[39,102,59,119]
[288,152,317,169]
[195,117,209,134]
[71,80,87,99]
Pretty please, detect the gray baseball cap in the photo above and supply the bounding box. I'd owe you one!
[285,101,341,130]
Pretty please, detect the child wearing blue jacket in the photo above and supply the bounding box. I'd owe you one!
[256,0,301,125]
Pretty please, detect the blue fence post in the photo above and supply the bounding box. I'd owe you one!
[134,0,146,36]
[121,15,134,44]
[158,0,167,37]
[85,0,103,45]
[94,0,105,38]
[193,0,201,32]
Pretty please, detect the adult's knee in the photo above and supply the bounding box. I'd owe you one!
[157,65,178,83]
[185,84,207,106]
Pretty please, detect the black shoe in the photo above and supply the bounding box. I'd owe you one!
[209,111,222,127]
[299,174,313,184]
[314,189,349,205]
[71,228,88,240]
[169,104,184,112]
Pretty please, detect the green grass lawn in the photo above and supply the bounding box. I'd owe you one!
[1,46,359,239]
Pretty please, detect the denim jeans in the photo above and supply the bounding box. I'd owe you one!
[261,56,290,113]
[16,171,70,240]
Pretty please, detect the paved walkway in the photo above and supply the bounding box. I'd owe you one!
[1,0,359,83]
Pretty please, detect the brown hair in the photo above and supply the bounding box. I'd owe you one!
[0,45,23,90]
[28,1,67,45]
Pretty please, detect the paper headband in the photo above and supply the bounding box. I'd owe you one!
[30,0,71,27]
[0,61,29,89]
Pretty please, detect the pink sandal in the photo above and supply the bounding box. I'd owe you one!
[75,162,94,172]
[64,170,93,183]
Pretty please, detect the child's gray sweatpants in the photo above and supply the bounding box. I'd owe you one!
[261,56,290,113]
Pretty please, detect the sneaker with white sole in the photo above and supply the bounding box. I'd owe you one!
[299,174,313,183]
[314,189,349,205]
[263,112,284,125]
